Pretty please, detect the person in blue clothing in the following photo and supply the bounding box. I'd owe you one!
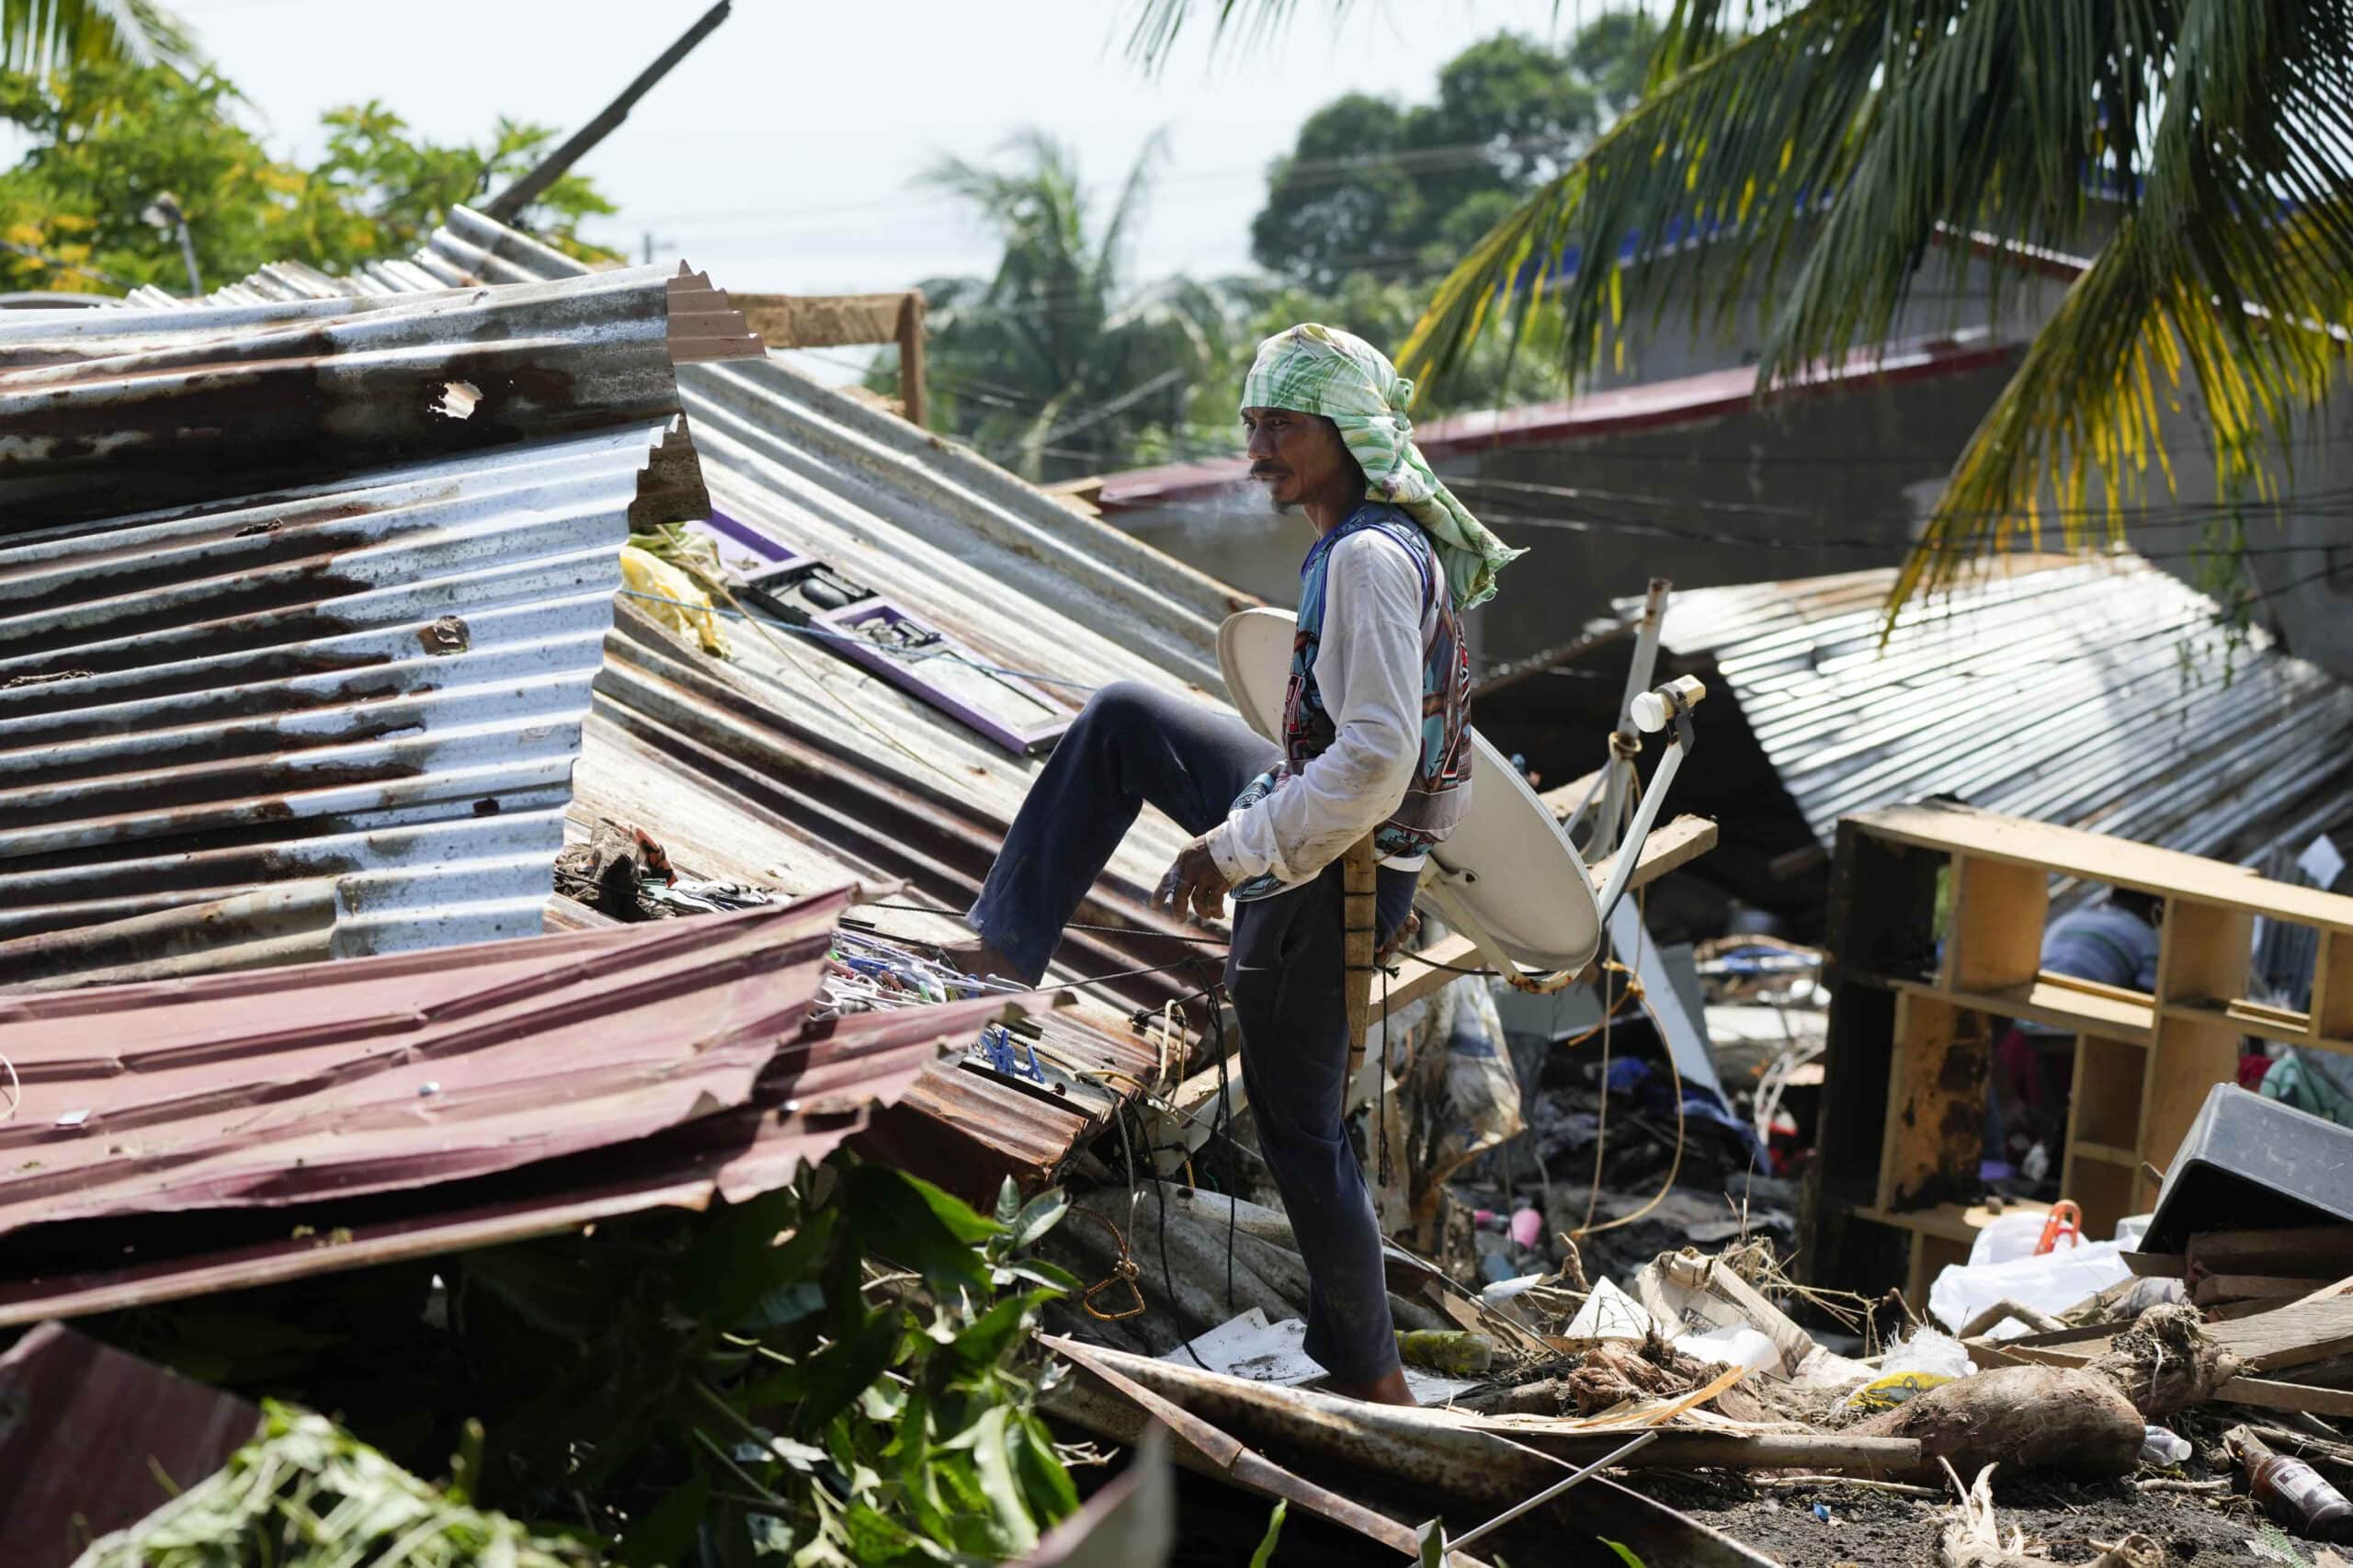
[943,325,1521,1405]
[1989,891,2164,1174]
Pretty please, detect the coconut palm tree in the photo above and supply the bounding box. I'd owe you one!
[1125,0,2353,614]
[4,0,192,74]
[903,130,1236,481]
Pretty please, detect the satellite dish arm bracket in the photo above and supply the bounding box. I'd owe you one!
[1592,679,1703,925]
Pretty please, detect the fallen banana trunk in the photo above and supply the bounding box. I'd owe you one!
[1040,1335,1794,1566]
[1856,1366,2146,1482]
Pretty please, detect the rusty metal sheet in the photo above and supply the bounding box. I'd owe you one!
[70,210,1212,1196]
[0,888,854,1239]
[0,1323,262,1568]
[0,261,763,964]
[0,984,1043,1327]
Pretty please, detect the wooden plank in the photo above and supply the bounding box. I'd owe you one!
[733,291,911,350]
[1342,836,1377,1077]
[2189,1225,2353,1278]
[2199,1274,2336,1307]
[2137,1021,2242,1214]
[1874,994,1990,1210]
[1847,802,2353,934]
[2319,930,2353,1041]
[2213,1377,2353,1418]
[1949,854,2047,992]
[1590,812,1718,889]
[898,291,927,429]
[2211,1296,2353,1374]
[2121,1251,2188,1278]
[1893,977,2153,1042]
[2159,996,2315,1046]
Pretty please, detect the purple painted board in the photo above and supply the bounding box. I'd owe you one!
[815,597,1070,755]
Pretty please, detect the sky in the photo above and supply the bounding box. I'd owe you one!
[169,0,1594,297]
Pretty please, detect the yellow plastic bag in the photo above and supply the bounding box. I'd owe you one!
[619,544,730,657]
[1844,1370,1957,1412]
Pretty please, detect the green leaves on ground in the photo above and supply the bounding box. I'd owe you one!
[74,1403,600,1568]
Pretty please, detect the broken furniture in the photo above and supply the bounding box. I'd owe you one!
[1805,801,2353,1296]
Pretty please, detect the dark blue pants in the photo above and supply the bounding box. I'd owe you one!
[969,681,1411,1384]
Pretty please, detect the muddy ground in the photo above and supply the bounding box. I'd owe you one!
[1619,1471,2319,1566]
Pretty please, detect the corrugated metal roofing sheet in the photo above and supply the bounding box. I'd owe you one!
[1097,335,2018,510]
[0,1324,260,1568]
[0,889,847,1235]
[0,263,760,962]
[0,889,1055,1324]
[58,210,1233,1203]
[99,209,1239,969]
[1635,556,2353,864]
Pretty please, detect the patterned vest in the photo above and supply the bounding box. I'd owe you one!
[1230,504,1474,903]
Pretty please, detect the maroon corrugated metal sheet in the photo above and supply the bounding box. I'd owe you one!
[0,1322,261,1568]
[0,984,1041,1325]
[0,890,857,1235]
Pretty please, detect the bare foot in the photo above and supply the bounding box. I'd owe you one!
[1323,1367,1418,1406]
[937,935,1030,986]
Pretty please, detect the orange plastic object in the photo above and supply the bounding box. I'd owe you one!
[2034,1200,2083,1256]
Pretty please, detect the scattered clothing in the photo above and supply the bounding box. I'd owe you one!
[2261,1048,2353,1128]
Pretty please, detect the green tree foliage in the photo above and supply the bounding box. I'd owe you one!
[0,60,616,296]
[886,130,1231,481]
[77,1406,599,1568]
[1249,24,1658,291]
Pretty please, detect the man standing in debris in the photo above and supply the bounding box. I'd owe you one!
[949,324,1521,1405]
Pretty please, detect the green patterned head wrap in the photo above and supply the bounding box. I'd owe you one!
[1241,323,1525,611]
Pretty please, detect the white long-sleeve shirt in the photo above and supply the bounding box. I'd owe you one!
[1204,528,1428,889]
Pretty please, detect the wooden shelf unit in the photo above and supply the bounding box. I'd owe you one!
[1802,802,2353,1296]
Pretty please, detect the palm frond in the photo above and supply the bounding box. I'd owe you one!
[1900,0,2353,610]
[1120,0,1357,73]
[1397,0,2353,619]
[1095,127,1172,290]
[3,0,194,74]
[1400,1,1884,396]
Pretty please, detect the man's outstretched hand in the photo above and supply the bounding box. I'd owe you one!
[1154,836,1230,926]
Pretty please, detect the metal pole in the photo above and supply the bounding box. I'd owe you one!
[483,1,732,222]
[173,217,201,296]
[1591,577,1671,859]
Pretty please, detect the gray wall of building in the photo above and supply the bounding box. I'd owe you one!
[1111,357,2022,665]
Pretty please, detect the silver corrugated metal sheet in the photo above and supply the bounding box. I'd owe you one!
[139,209,1240,687]
[1636,557,2353,865]
[0,263,759,961]
[167,209,1243,965]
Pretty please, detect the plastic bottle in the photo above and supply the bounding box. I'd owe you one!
[2232,1428,2353,1542]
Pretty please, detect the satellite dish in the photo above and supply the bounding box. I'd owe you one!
[1217,607,1603,981]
